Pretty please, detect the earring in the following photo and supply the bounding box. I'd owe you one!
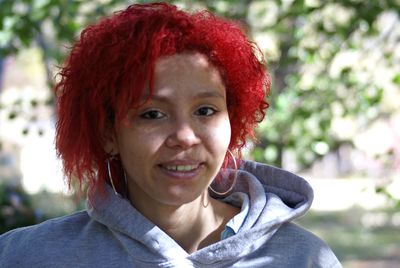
[106,155,127,197]
[209,150,237,196]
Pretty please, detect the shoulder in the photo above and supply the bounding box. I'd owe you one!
[239,160,313,198]
[240,160,303,180]
[0,210,90,241]
[0,211,94,266]
[268,223,342,267]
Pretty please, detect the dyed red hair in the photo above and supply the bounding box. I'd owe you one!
[55,2,270,194]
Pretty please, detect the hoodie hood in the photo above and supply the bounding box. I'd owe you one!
[87,160,314,267]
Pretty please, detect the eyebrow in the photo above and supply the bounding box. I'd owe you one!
[140,90,226,103]
[195,91,225,99]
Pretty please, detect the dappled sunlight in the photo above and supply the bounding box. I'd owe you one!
[307,177,398,211]
[20,133,66,194]
[1,1,399,267]
[361,211,400,228]
[297,177,400,266]
[296,206,400,265]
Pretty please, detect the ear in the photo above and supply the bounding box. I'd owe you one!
[102,128,119,156]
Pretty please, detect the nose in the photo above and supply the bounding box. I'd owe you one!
[166,121,201,149]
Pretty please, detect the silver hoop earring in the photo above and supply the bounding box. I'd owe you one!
[209,150,237,196]
[106,156,127,197]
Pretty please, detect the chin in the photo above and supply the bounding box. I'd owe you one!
[159,190,205,207]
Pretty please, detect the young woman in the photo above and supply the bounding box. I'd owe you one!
[0,3,341,267]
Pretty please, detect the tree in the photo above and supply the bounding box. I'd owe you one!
[1,0,399,173]
[246,0,399,171]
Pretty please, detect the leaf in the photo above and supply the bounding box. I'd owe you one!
[393,74,400,85]
[8,111,18,120]
[30,99,38,107]
[22,127,29,136]
[252,147,265,162]
[38,129,44,136]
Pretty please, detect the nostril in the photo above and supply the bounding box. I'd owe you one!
[166,128,200,149]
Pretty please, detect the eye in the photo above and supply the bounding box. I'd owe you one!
[195,106,217,116]
[140,110,165,119]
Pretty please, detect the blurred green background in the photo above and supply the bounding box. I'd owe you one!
[0,0,399,267]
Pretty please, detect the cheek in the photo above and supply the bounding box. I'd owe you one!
[205,117,231,153]
[117,130,165,164]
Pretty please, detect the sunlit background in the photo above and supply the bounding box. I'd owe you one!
[1,0,399,267]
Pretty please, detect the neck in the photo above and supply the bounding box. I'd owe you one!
[131,191,239,253]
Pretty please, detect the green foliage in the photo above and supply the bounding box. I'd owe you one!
[296,207,400,263]
[0,182,44,234]
[248,0,399,168]
[0,182,84,234]
[1,0,399,170]
[375,186,400,208]
[393,74,400,84]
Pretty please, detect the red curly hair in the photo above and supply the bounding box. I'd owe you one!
[55,2,270,194]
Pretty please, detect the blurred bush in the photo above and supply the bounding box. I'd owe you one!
[0,180,86,235]
[0,182,45,234]
[1,0,399,171]
[1,0,399,198]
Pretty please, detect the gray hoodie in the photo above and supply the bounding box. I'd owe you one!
[0,161,342,267]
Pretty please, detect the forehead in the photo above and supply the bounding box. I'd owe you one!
[154,53,224,88]
[135,52,225,105]
[156,52,211,70]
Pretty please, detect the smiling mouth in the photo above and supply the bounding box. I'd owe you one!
[162,164,200,172]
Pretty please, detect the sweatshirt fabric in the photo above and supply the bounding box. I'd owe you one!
[0,161,342,267]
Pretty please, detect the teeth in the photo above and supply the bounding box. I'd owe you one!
[164,165,198,171]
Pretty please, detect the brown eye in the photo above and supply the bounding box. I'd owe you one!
[140,110,165,119]
[195,107,217,116]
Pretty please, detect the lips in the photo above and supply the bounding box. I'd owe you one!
[158,160,204,179]
[163,164,200,172]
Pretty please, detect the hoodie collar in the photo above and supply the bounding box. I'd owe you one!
[87,160,314,265]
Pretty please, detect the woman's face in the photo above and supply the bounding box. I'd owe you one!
[107,53,231,208]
